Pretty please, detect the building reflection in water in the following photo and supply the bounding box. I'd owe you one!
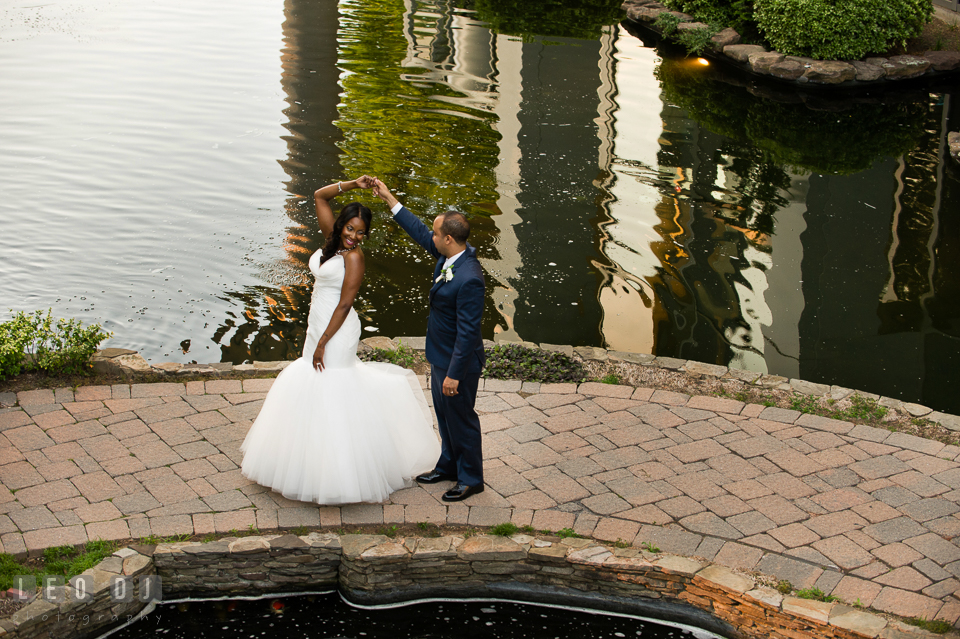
[213,0,343,364]
[206,0,958,411]
[383,6,808,374]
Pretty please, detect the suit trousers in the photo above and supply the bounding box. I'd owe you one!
[430,365,483,487]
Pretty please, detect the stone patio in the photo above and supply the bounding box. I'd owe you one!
[2,376,960,625]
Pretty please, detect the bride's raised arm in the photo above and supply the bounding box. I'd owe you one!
[313,176,375,237]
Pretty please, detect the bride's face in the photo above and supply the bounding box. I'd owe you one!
[341,217,368,250]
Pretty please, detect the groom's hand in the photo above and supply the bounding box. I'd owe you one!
[373,178,399,209]
[442,376,459,397]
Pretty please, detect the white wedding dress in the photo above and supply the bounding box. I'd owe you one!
[240,249,440,504]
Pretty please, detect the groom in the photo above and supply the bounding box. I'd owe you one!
[373,179,486,502]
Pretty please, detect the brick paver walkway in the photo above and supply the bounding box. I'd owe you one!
[2,377,960,624]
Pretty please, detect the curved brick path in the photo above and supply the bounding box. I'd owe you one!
[2,377,960,625]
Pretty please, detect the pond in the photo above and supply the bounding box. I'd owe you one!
[103,592,723,639]
[1,0,957,412]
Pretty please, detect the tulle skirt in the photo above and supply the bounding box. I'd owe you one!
[239,357,440,504]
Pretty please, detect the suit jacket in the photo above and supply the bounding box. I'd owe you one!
[394,206,485,379]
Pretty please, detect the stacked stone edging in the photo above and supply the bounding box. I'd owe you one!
[153,533,340,594]
[2,547,154,639]
[620,0,960,87]
[4,532,952,639]
[77,334,959,433]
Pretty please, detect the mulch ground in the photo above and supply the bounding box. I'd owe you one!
[903,15,960,55]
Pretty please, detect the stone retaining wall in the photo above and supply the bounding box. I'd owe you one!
[153,533,340,595]
[621,0,960,87]
[1,548,153,639]
[3,533,948,639]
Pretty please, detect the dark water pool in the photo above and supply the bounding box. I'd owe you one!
[104,593,724,639]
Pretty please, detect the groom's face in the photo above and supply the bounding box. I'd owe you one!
[432,217,450,257]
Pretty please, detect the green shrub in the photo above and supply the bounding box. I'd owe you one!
[754,0,933,60]
[654,12,684,36]
[0,309,112,379]
[677,25,721,55]
[483,344,587,384]
[664,0,758,38]
[0,313,32,378]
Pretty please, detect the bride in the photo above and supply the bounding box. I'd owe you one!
[240,176,440,504]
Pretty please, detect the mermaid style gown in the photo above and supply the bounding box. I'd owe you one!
[240,250,440,504]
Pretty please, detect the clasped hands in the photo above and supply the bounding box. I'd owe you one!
[339,175,397,207]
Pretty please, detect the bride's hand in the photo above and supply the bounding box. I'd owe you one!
[354,175,375,189]
[312,343,325,372]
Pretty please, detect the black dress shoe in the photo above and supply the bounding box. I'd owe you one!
[441,483,484,502]
[416,470,456,484]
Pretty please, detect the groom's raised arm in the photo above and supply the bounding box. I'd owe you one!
[373,179,442,260]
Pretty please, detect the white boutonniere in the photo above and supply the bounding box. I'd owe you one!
[435,267,454,284]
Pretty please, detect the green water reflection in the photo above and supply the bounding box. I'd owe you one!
[473,0,624,40]
[655,55,929,176]
[222,0,958,413]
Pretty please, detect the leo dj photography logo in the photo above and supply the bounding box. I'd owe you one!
[10,574,162,604]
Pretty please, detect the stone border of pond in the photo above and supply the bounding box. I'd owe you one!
[5,531,947,639]
[620,0,960,89]
[81,336,960,433]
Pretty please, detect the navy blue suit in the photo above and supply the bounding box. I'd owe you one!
[393,206,485,487]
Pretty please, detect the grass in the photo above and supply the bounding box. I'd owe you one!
[358,340,419,368]
[795,587,838,603]
[640,541,660,553]
[597,373,621,385]
[415,522,442,537]
[789,393,889,422]
[834,394,887,421]
[905,617,952,634]
[377,525,399,538]
[776,580,792,594]
[555,528,584,539]
[487,522,535,537]
[490,523,519,536]
[137,533,191,545]
[0,540,118,591]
